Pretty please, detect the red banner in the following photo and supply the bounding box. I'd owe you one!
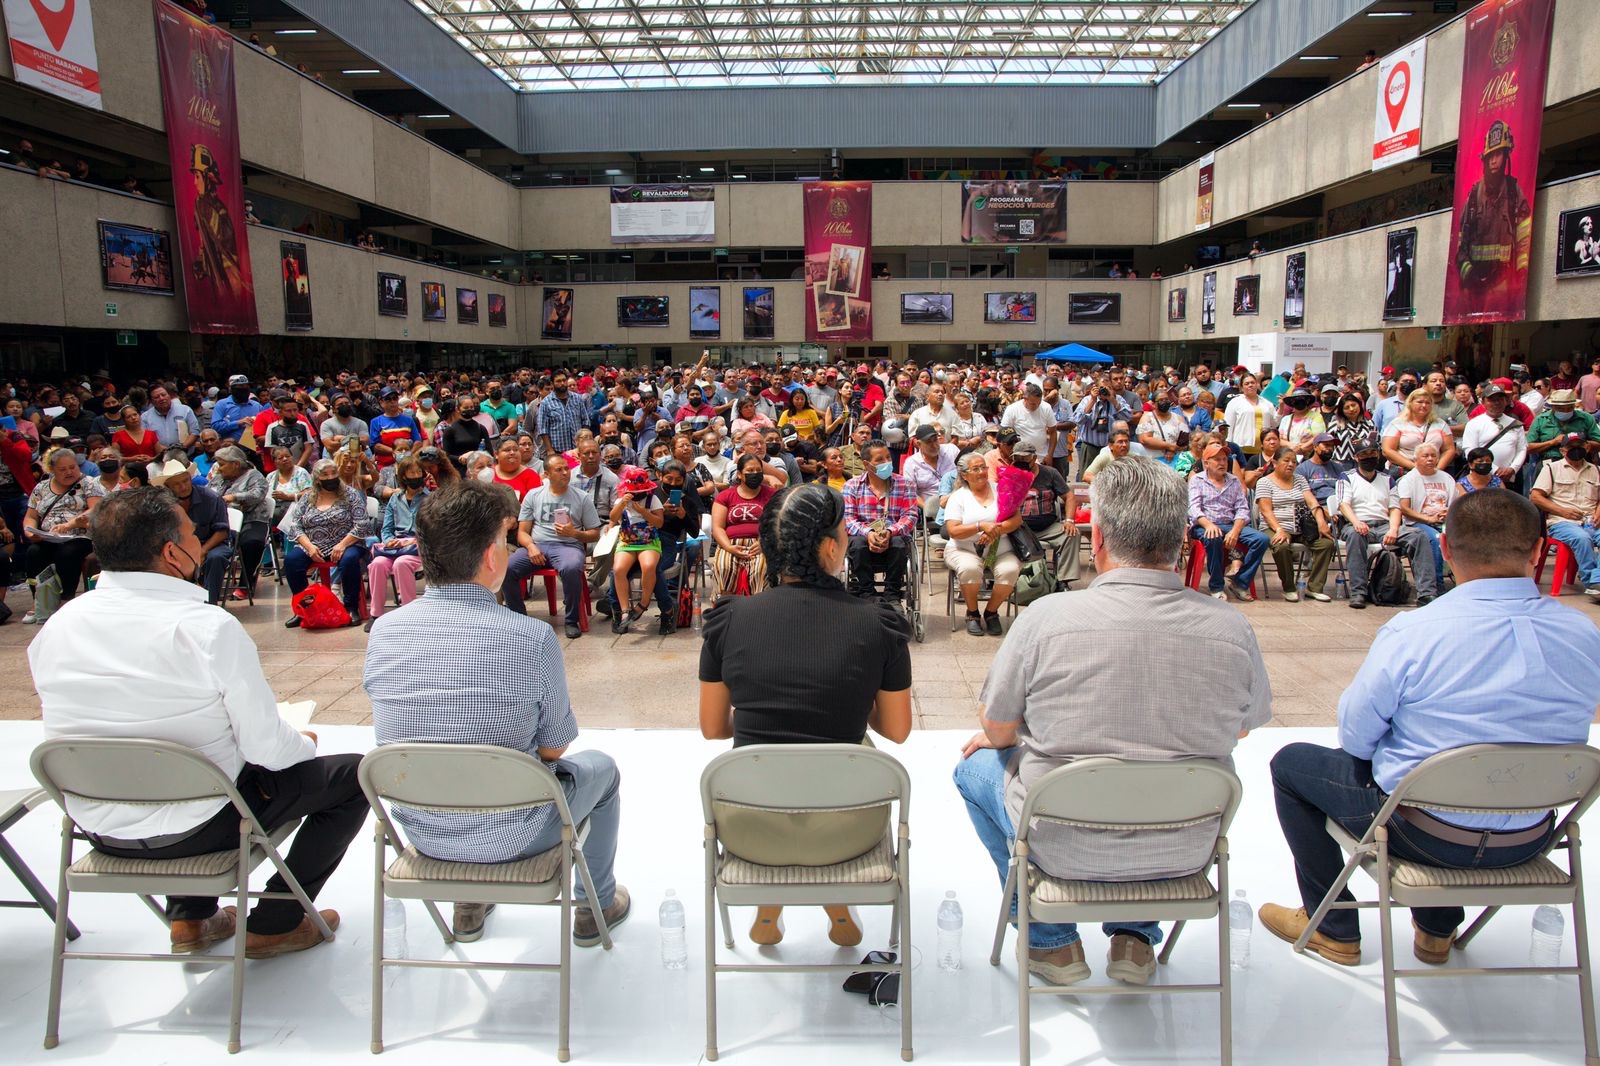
[153,0,257,334]
[803,182,872,342]
[1441,0,1554,326]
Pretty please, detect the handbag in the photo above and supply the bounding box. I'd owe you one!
[1007,525,1046,563]
[290,582,351,629]
[1292,500,1321,545]
[31,564,63,623]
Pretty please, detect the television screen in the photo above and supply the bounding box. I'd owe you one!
[1068,292,1120,325]
[984,291,1037,323]
[1196,244,1224,264]
[900,292,954,325]
[689,287,721,338]
[618,295,669,327]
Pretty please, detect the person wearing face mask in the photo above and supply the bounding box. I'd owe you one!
[209,374,265,446]
[153,457,233,607]
[439,397,491,468]
[711,454,776,596]
[32,486,362,958]
[411,386,439,437]
[1336,437,1435,609]
[319,395,371,455]
[1526,389,1599,494]
[21,448,106,618]
[1136,389,1190,464]
[279,458,372,628]
[651,459,704,634]
[1295,433,1343,513]
[480,381,518,435]
[674,385,716,435]
[1276,387,1326,458]
[365,456,431,629]
[841,439,918,601]
[1460,383,1527,487]
[1456,447,1504,494]
[1531,432,1600,600]
[209,445,271,601]
[91,446,123,497]
[263,396,314,470]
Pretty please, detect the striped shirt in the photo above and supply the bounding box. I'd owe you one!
[364,584,579,862]
[536,392,591,453]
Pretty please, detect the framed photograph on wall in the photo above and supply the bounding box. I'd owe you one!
[689,286,721,338]
[617,295,669,327]
[98,221,174,295]
[1232,275,1261,316]
[1201,272,1217,334]
[421,282,446,322]
[487,293,507,327]
[1068,292,1121,325]
[742,286,775,339]
[377,272,408,317]
[984,291,1037,323]
[280,241,312,331]
[541,287,573,340]
[1166,287,1187,323]
[1384,228,1417,322]
[1284,252,1306,329]
[1555,205,1600,278]
[456,287,479,324]
[900,292,954,325]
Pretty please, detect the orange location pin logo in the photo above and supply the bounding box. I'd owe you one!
[28,0,75,52]
[1384,61,1411,132]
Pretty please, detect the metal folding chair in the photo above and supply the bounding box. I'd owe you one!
[0,788,78,940]
[1296,743,1600,1066]
[358,744,613,1061]
[702,745,913,1061]
[991,758,1243,1065]
[30,738,334,1054]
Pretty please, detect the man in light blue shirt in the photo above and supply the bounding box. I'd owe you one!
[1373,372,1418,435]
[1260,489,1600,968]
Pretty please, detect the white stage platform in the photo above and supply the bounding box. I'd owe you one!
[1,722,1596,1065]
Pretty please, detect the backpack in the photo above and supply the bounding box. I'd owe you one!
[1010,558,1055,608]
[1366,546,1413,607]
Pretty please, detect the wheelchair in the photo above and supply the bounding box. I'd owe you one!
[841,532,926,643]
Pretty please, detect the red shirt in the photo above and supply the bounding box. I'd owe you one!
[857,382,886,427]
[493,466,543,501]
[112,429,160,460]
[715,484,775,539]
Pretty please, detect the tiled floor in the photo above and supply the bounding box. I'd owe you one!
[3,576,1597,728]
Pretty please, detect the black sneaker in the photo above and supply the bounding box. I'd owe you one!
[1349,594,1367,610]
[284,616,303,629]
[564,623,582,639]
[983,611,1003,636]
[1415,595,1434,607]
[965,611,984,636]
[595,598,614,618]
[659,613,676,635]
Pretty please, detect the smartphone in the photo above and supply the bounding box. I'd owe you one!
[669,488,683,507]
[345,436,360,456]
[553,506,571,527]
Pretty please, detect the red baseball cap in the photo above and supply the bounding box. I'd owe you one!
[854,364,871,375]
[1381,366,1395,377]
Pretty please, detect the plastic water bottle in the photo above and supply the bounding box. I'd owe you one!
[659,889,688,970]
[383,899,407,960]
[1530,905,1565,967]
[1335,575,1346,600]
[937,890,963,972]
[1296,577,1308,599]
[1228,889,1252,970]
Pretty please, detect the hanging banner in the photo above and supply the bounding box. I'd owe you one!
[1195,153,1215,231]
[279,240,311,331]
[1373,40,1427,171]
[2,0,102,108]
[609,185,716,244]
[1442,0,1555,326]
[153,0,258,334]
[803,181,872,342]
[960,181,1067,243]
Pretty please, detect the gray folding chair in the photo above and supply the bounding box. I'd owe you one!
[29,737,334,1054]
[0,788,78,940]
[989,758,1243,1066]
[701,744,912,1061]
[1295,743,1600,1066]
[358,744,613,1062]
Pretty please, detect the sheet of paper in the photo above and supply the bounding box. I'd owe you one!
[277,700,316,730]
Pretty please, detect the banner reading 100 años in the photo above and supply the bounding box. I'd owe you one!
[803,182,872,342]
[1441,0,1554,326]
[153,0,257,334]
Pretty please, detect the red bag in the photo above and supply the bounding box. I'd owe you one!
[292,583,351,629]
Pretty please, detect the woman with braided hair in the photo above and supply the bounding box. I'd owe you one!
[699,482,913,948]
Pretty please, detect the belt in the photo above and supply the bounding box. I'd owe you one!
[90,820,211,851]
[1393,806,1553,848]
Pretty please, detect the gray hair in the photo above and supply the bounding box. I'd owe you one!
[1089,456,1187,569]
[310,458,338,479]
[214,445,249,466]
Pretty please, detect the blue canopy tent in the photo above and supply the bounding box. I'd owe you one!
[1036,342,1113,364]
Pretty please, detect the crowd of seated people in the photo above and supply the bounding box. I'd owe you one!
[0,353,1596,633]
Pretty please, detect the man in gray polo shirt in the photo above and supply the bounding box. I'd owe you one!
[954,456,1271,988]
[501,453,601,638]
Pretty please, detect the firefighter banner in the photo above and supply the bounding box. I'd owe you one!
[1441,0,1554,327]
[153,0,257,334]
[803,182,872,342]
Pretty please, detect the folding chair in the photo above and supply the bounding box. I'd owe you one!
[944,556,1016,631]
[222,507,254,607]
[1295,743,1600,1066]
[29,738,334,1054]
[0,788,78,940]
[991,758,1243,1065]
[358,744,613,1061]
[701,745,912,1062]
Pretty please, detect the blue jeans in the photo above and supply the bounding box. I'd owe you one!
[1189,523,1269,592]
[953,748,1162,950]
[652,536,701,613]
[1270,744,1553,942]
[1410,521,1445,587]
[1547,521,1600,587]
[519,750,621,908]
[285,544,368,618]
[503,542,587,624]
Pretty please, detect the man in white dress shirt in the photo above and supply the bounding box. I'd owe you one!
[30,487,365,958]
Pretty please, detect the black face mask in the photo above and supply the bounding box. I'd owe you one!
[230,388,248,402]
[318,477,341,492]
[1155,400,1171,412]
[99,458,121,474]
[1358,457,1381,474]
[335,406,352,418]
[1288,401,1311,412]
[605,458,624,470]
[1470,463,1494,476]
[402,476,426,489]
[489,390,502,401]
[281,415,295,425]
[742,472,764,488]
[1312,449,1332,463]
[1568,446,1589,463]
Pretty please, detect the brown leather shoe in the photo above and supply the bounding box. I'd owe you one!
[244,909,340,959]
[1412,920,1456,965]
[574,885,629,947]
[1258,903,1361,967]
[1026,940,1090,986]
[1105,932,1157,985]
[170,905,237,954]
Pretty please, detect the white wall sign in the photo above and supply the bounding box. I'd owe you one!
[2,0,103,110]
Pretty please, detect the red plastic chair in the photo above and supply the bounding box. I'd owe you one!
[1535,536,1579,597]
[1183,535,1259,597]
[523,568,591,632]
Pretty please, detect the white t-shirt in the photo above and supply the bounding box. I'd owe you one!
[1338,471,1397,525]
[943,486,1015,557]
[1223,395,1277,453]
[1000,400,1052,454]
[1136,410,1189,451]
[695,452,734,485]
[1394,468,1456,525]
[1460,413,1527,473]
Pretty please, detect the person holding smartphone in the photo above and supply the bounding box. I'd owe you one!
[651,459,703,635]
[501,453,601,640]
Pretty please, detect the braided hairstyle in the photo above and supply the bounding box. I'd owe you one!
[757,482,846,591]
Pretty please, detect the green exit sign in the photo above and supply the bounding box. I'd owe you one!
[1425,327,1443,340]
[116,330,137,346]
[715,248,730,256]
[104,302,117,317]
[1004,246,1020,254]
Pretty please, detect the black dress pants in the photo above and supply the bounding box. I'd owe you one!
[847,534,910,597]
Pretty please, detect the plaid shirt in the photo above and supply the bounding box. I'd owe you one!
[536,392,591,453]
[842,472,918,538]
[364,584,579,863]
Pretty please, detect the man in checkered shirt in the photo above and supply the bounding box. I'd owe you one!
[536,370,592,456]
[364,480,629,945]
